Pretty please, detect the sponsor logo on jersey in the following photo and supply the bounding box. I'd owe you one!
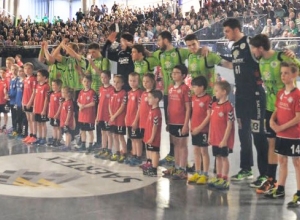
[271,61,278,68]
[240,43,246,49]
[119,57,129,64]
[218,112,224,117]
[199,102,204,107]
[288,96,293,103]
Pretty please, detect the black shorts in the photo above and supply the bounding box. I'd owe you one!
[23,106,33,113]
[127,127,144,139]
[146,143,160,152]
[0,104,8,113]
[275,137,300,157]
[212,146,233,157]
[265,110,276,138]
[235,86,266,134]
[99,121,111,131]
[110,125,126,135]
[50,118,60,127]
[35,114,49,122]
[169,124,189,137]
[61,126,74,135]
[78,122,95,131]
[192,132,208,147]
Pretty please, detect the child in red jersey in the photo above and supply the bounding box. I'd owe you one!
[95,71,114,159]
[163,64,191,180]
[139,73,156,170]
[266,62,300,207]
[109,75,127,163]
[188,76,212,185]
[125,72,143,166]
[48,79,63,147]
[0,68,8,131]
[60,87,76,150]
[5,57,14,85]
[143,90,163,177]
[22,62,37,144]
[77,75,97,153]
[33,69,50,145]
[208,80,235,190]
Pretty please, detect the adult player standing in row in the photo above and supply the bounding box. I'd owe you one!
[222,18,269,187]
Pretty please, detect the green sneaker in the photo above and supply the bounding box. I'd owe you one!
[264,188,285,199]
[159,154,175,166]
[110,154,120,161]
[287,194,300,208]
[249,175,268,188]
[118,155,126,163]
[208,177,221,187]
[231,170,253,181]
[94,148,107,158]
[101,151,112,160]
[214,179,230,190]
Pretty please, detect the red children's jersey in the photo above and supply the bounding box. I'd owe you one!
[144,107,162,147]
[60,99,75,129]
[77,89,97,123]
[139,91,151,129]
[191,94,212,132]
[33,83,50,114]
[97,85,114,122]
[167,83,191,125]
[109,89,127,126]
[209,101,235,149]
[275,88,300,139]
[125,89,143,127]
[5,70,12,87]
[0,80,7,104]
[48,91,62,118]
[22,75,37,106]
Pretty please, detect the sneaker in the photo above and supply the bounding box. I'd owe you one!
[196,175,208,185]
[118,155,126,163]
[22,135,31,142]
[188,173,201,184]
[101,151,112,160]
[38,139,47,145]
[130,157,143,166]
[86,146,94,154]
[256,178,277,194]
[61,145,71,151]
[186,163,195,173]
[264,188,285,199]
[47,139,55,146]
[53,140,63,147]
[231,170,253,181]
[287,194,300,208]
[9,131,18,138]
[76,144,86,152]
[159,154,175,166]
[146,167,157,177]
[27,137,37,144]
[94,148,106,158]
[140,160,152,170]
[162,167,177,177]
[172,169,187,180]
[250,175,268,188]
[208,177,221,187]
[124,156,133,164]
[110,154,120,161]
[214,179,230,190]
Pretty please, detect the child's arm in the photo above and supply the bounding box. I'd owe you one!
[110,103,125,122]
[273,111,300,133]
[64,106,72,126]
[61,42,81,61]
[219,119,233,148]
[182,100,191,135]
[41,90,49,116]
[79,99,96,110]
[26,87,36,108]
[44,42,55,64]
[38,42,45,63]
[269,108,278,131]
[54,103,62,119]
[132,106,140,130]
[146,117,158,145]
[191,109,211,135]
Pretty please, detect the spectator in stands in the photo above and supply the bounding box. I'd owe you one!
[250,19,263,36]
[274,3,286,20]
[262,19,274,35]
[273,22,284,37]
[288,20,299,36]
[76,8,84,23]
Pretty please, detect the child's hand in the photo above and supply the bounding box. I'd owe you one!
[146,139,153,145]
[79,105,85,111]
[219,140,227,148]
[110,115,115,122]
[191,128,199,136]
[181,125,189,135]
[132,121,138,130]
[272,124,283,133]
[26,103,31,109]
[207,138,211,145]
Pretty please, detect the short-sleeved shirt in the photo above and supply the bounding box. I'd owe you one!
[191,94,212,132]
[47,60,65,86]
[22,75,37,106]
[167,83,191,125]
[259,51,300,112]
[34,83,50,114]
[209,101,235,149]
[0,80,7,105]
[139,91,152,129]
[144,107,162,147]
[97,85,114,122]
[188,52,222,96]
[109,89,127,126]
[153,48,190,94]
[134,57,159,87]
[77,89,97,123]
[60,99,75,129]
[48,91,62,118]
[125,88,143,127]
[86,57,109,93]
[275,88,300,139]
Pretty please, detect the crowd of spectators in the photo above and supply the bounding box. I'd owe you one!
[0,0,300,52]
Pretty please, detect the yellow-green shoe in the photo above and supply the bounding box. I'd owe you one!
[110,154,119,161]
[188,173,201,184]
[196,175,208,185]
[208,177,220,187]
[287,194,300,208]
[118,155,126,163]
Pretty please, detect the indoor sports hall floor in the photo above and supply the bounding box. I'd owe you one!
[0,111,299,220]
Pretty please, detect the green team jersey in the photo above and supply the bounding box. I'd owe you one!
[153,48,190,94]
[86,57,109,93]
[259,51,300,111]
[134,57,159,88]
[61,56,87,91]
[188,52,222,96]
[47,60,66,86]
